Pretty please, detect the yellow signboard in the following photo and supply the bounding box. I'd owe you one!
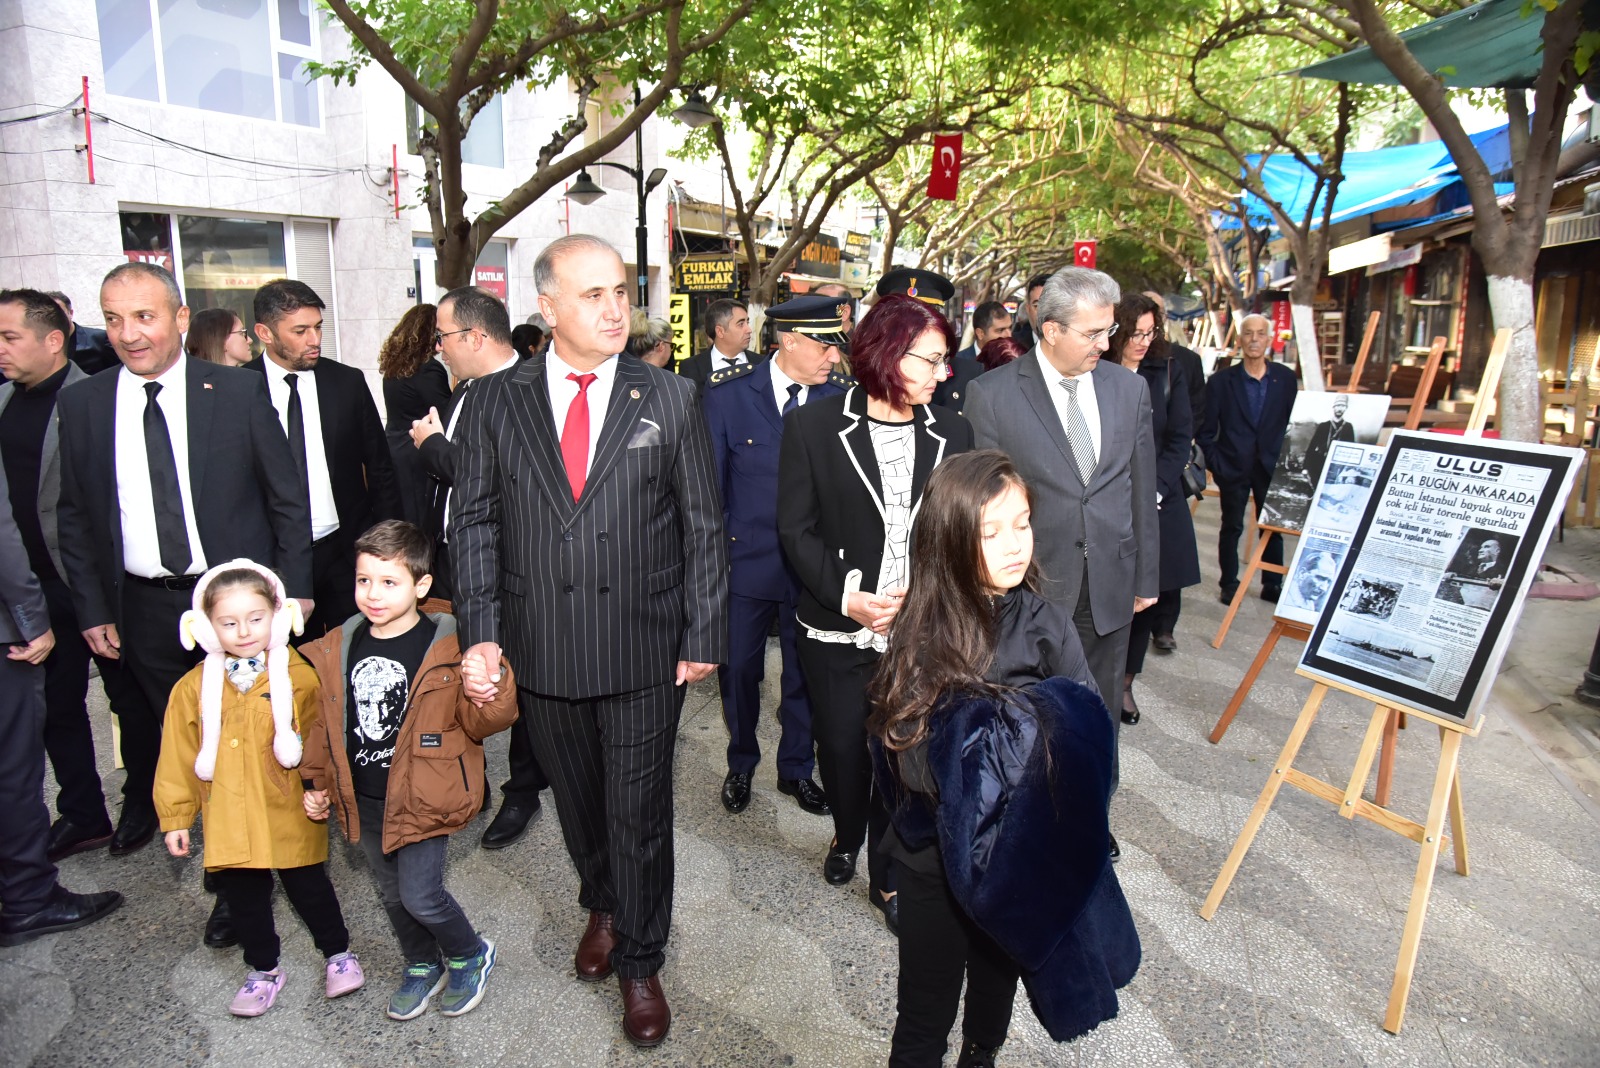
[676,257,738,292]
[669,294,691,369]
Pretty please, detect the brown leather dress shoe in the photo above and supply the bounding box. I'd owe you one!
[619,975,671,1047]
[575,910,617,982]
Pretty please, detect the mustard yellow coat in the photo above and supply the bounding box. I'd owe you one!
[154,650,328,871]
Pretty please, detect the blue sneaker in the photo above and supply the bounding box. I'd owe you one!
[438,938,496,1017]
[387,962,447,1020]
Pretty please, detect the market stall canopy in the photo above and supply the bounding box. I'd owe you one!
[1294,0,1553,90]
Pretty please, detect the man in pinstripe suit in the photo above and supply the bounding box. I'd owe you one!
[452,234,728,1048]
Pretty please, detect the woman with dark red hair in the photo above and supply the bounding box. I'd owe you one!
[976,336,1024,373]
[778,294,974,934]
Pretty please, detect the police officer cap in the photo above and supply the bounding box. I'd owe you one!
[766,294,850,348]
[876,268,954,306]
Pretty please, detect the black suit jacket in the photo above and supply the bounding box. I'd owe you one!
[679,346,764,389]
[932,355,986,411]
[56,359,313,629]
[245,357,402,550]
[1199,361,1299,486]
[778,387,974,634]
[451,353,729,698]
[67,326,119,376]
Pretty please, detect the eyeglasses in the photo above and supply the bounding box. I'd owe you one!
[902,350,950,373]
[229,329,250,338]
[1126,329,1156,342]
[1051,321,1119,345]
[434,327,475,347]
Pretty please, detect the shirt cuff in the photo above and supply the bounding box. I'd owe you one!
[841,569,863,616]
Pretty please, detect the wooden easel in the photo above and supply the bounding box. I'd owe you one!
[1200,675,1477,1033]
[1207,618,1402,806]
[1465,329,1509,436]
[1342,310,1382,394]
[1210,522,1295,649]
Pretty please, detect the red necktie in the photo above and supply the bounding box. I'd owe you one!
[560,372,597,501]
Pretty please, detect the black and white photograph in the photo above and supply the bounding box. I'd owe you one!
[1436,529,1519,611]
[1259,394,1390,532]
[1338,575,1401,620]
[1323,625,1441,686]
[1282,538,1345,616]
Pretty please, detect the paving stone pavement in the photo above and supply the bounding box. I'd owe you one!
[5,505,1600,1066]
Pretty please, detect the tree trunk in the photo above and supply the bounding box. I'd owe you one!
[1289,300,1326,391]
[435,241,476,290]
[1484,273,1540,441]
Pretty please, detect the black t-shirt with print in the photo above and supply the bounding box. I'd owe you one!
[345,616,437,799]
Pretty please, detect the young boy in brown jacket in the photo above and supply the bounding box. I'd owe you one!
[301,520,517,1020]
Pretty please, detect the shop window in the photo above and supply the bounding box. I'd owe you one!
[406,95,504,169]
[96,0,321,126]
[412,236,512,314]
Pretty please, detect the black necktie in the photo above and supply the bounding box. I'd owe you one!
[143,382,192,575]
[724,356,740,370]
[284,373,309,492]
[782,382,802,416]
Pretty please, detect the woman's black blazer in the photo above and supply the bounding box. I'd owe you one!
[777,385,974,635]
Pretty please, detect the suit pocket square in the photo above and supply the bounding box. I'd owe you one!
[627,419,664,448]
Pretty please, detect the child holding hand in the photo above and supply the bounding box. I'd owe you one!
[155,560,363,1018]
[301,521,517,1021]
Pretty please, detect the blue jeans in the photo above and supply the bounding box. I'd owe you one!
[355,793,480,964]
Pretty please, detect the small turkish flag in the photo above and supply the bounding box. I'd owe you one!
[927,134,963,201]
[1073,240,1097,269]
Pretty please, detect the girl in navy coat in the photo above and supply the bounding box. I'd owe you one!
[869,450,1141,1067]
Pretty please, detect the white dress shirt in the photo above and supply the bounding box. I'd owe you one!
[545,348,619,476]
[768,358,808,415]
[710,343,749,371]
[1047,360,1102,469]
[114,353,208,577]
[261,357,339,540]
[442,352,518,532]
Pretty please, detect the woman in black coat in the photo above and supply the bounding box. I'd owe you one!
[378,303,451,526]
[778,293,973,930]
[1111,293,1201,722]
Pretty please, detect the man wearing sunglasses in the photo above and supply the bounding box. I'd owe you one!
[964,267,1158,856]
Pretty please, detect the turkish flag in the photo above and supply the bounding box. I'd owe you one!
[1073,240,1096,269]
[927,134,963,201]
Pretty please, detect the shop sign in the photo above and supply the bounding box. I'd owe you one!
[125,250,172,271]
[473,266,508,301]
[844,231,872,257]
[676,256,738,292]
[1329,234,1391,275]
[669,294,691,367]
[798,233,841,278]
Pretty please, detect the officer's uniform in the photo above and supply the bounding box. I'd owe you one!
[874,268,976,409]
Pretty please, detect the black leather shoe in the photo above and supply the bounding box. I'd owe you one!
[1152,633,1177,654]
[777,776,830,815]
[1261,584,1282,603]
[480,799,539,850]
[46,817,114,862]
[1121,690,1141,726]
[823,843,857,885]
[1109,834,1122,861]
[870,890,899,937]
[721,771,752,813]
[955,1038,1003,1068]
[108,806,156,857]
[0,885,123,947]
[1218,582,1239,605]
[204,896,238,948]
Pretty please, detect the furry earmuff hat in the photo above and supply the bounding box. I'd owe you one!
[178,559,305,781]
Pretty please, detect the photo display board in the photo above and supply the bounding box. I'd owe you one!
[1276,442,1389,627]
[1300,432,1582,722]
[1259,392,1391,532]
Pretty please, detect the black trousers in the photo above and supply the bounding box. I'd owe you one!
[1126,587,1183,676]
[119,579,204,811]
[40,577,112,830]
[0,656,57,914]
[1072,572,1126,793]
[1217,470,1282,590]
[720,589,814,779]
[210,864,349,972]
[889,861,1020,1067]
[299,533,357,642]
[500,688,552,805]
[795,635,889,894]
[521,681,681,978]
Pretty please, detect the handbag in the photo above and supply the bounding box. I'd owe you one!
[1168,359,1208,498]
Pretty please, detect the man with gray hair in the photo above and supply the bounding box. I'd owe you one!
[1197,312,1298,603]
[964,267,1158,855]
[452,234,727,1046]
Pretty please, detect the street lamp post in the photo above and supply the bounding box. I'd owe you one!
[563,88,669,310]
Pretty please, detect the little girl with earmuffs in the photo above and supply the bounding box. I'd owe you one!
[154,559,364,1018]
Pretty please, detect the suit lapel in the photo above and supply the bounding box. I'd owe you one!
[579,358,648,511]
[91,373,123,564]
[312,360,339,458]
[1019,350,1080,483]
[910,405,948,510]
[749,361,783,432]
[186,361,215,511]
[504,356,577,519]
[836,387,885,521]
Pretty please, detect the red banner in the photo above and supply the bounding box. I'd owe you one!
[1271,299,1292,353]
[927,134,963,201]
[1073,240,1097,269]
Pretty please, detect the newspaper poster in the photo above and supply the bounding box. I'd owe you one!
[1259,392,1391,532]
[1275,442,1388,626]
[1299,432,1582,723]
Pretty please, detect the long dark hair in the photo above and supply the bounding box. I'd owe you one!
[185,307,239,364]
[378,304,437,380]
[868,450,1038,751]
